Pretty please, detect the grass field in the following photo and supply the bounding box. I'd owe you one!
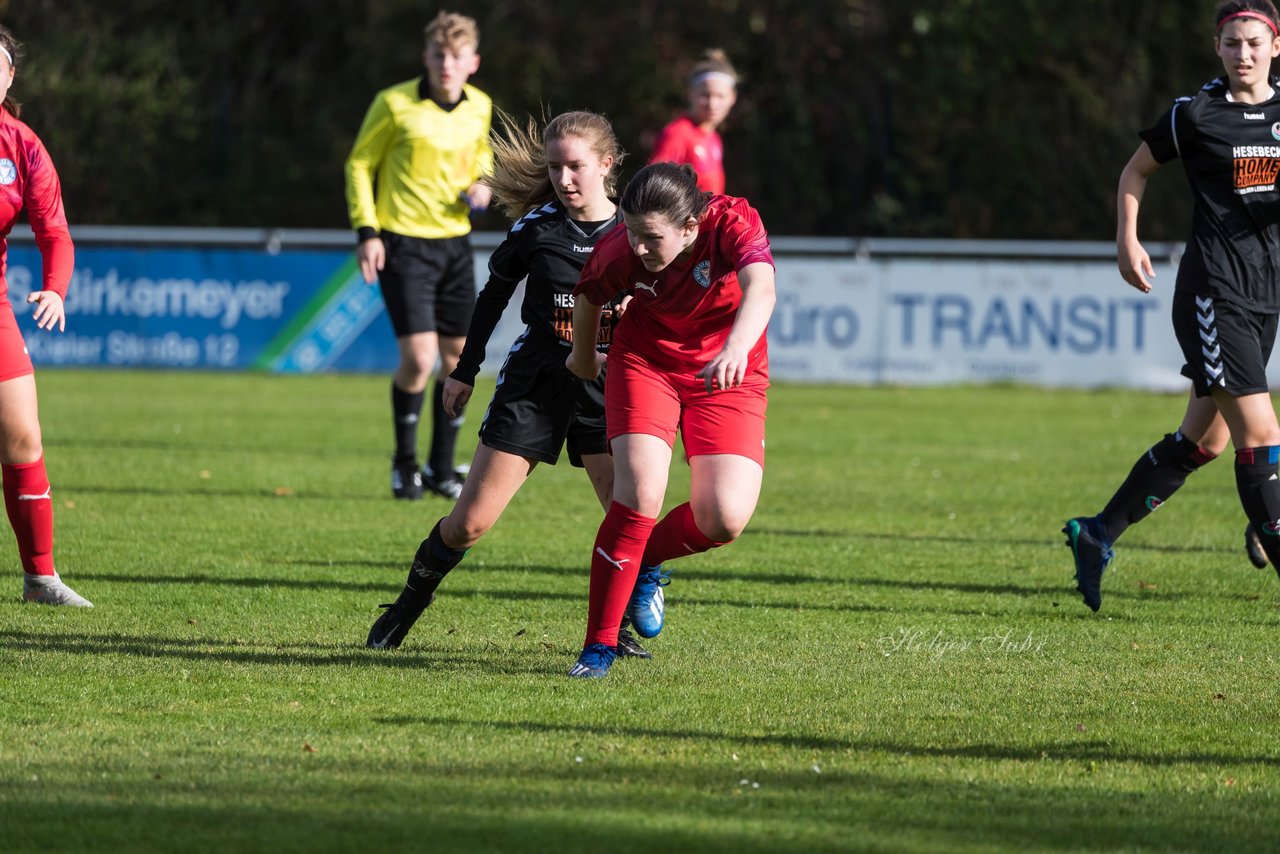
[1,370,1278,853]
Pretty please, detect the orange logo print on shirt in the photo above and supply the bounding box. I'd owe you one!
[1232,145,1280,194]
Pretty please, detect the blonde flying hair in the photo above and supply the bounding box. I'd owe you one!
[486,110,626,221]
[424,10,479,51]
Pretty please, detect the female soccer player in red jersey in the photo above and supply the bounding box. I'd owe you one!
[1064,0,1280,612]
[648,49,738,194]
[365,111,656,655]
[564,162,776,677]
[0,27,90,607]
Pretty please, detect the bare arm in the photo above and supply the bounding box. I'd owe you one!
[697,262,776,393]
[565,299,607,380]
[1116,143,1162,293]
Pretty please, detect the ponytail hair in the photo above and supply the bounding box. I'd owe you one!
[620,162,710,225]
[487,109,626,222]
[0,26,21,119]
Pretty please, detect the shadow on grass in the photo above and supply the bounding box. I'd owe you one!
[373,714,1280,768]
[65,570,897,614]
[752,525,1233,557]
[58,483,384,502]
[0,628,560,675]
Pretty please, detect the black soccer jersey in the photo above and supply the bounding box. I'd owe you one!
[1141,76,1280,312]
[451,201,623,385]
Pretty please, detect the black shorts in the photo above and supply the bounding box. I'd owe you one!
[1172,290,1278,397]
[478,331,607,467]
[378,232,476,337]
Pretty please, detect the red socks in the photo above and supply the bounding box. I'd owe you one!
[642,502,726,566]
[3,457,54,576]
[584,502,656,648]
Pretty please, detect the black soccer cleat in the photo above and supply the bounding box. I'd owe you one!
[615,625,652,659]
[366,591,435,649]
[1063,516,1113,612]
[391,459,424,501]
[1245,522,1269,569]
[422,466,465,501]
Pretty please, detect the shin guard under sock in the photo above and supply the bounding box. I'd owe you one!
[585,502,657,648]
[403,519,469,605]
[3,457,54,576]
[1098,430,1217,543]
[641,502,729,566]
[1234,446,1280,566]
[392,383,425,464]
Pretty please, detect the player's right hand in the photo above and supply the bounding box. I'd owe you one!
[566,349,606,380]
[357,237,385,284]
[441,377,472,419]
[1118,239,1154,293]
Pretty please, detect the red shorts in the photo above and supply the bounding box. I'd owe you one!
[605,348,768,464]
[0,300,34,383]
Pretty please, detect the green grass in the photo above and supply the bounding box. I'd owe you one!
[1,371,1278,853]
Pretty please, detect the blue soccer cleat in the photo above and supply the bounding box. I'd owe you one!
[1063,516,1114,613]
[568,643,617,679]
[628,565,673,638]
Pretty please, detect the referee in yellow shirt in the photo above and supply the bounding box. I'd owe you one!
[345,10,494,500]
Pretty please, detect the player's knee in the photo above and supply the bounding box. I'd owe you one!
[0,431,42,465]
[441,513,489,549]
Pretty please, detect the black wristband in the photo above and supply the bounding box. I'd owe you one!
[356,226,379,244]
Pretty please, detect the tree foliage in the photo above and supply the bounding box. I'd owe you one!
[1,0,1224,238]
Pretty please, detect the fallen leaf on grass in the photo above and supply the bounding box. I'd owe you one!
[514,628,526,638]
[1213,693,1227,700]
[1137,580,1157,590]
[1074,723,1087,733]
[1246,594,1262,601]
[1224,778,1236,787]
[199,470,211,479]
[273,486,294,497]
[303,743,317,753]
[447,627,458,634]
[63,500,75,510]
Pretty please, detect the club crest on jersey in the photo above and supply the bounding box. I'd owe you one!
[1272,122,1280,141]
[693,259,711,288]
[0,158,15,185]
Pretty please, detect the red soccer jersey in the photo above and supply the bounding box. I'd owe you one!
[649,115,725,194]
[573,195,774,375]
[0,109,72,300]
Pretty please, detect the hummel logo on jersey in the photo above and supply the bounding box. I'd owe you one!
[572,244,595,253]
[595,547,630,571]
[1244,111,1266,120]
[633,281,658,297]
[17,489,50,501]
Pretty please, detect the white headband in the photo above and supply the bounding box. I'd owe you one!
[691,70,736,87]
[0,46,11,67]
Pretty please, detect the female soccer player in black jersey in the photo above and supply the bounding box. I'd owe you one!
[1065,0,1280,611]
[365,111,648,654]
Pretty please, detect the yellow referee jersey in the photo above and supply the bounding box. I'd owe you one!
[344,79,494,240]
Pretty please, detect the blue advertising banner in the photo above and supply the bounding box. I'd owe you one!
[5,246,403,372]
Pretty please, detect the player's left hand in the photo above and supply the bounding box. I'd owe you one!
[28,290,65,332]
[697,344,749,394]
[462,182,492,213]
[441,376,472,419]
[615,294,633,319]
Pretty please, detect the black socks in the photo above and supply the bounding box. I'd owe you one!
[1098,431,1217,543]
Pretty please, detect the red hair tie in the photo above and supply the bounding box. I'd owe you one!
[1218,10,1280,36]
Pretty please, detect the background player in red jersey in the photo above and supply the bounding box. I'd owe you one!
[564,162,776,678]
[1064,0,1280,612]
[365,111,654,657]
[0,27,90,607]
[648,49,738,194]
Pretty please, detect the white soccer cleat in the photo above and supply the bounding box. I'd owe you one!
[22,572,93,607]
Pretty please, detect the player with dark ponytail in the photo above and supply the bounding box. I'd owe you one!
[1065,0,1280,610]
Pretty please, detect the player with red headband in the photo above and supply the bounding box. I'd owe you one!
[1064,0,1280,611]
[564,162,775,678]
[0,27,90,607]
